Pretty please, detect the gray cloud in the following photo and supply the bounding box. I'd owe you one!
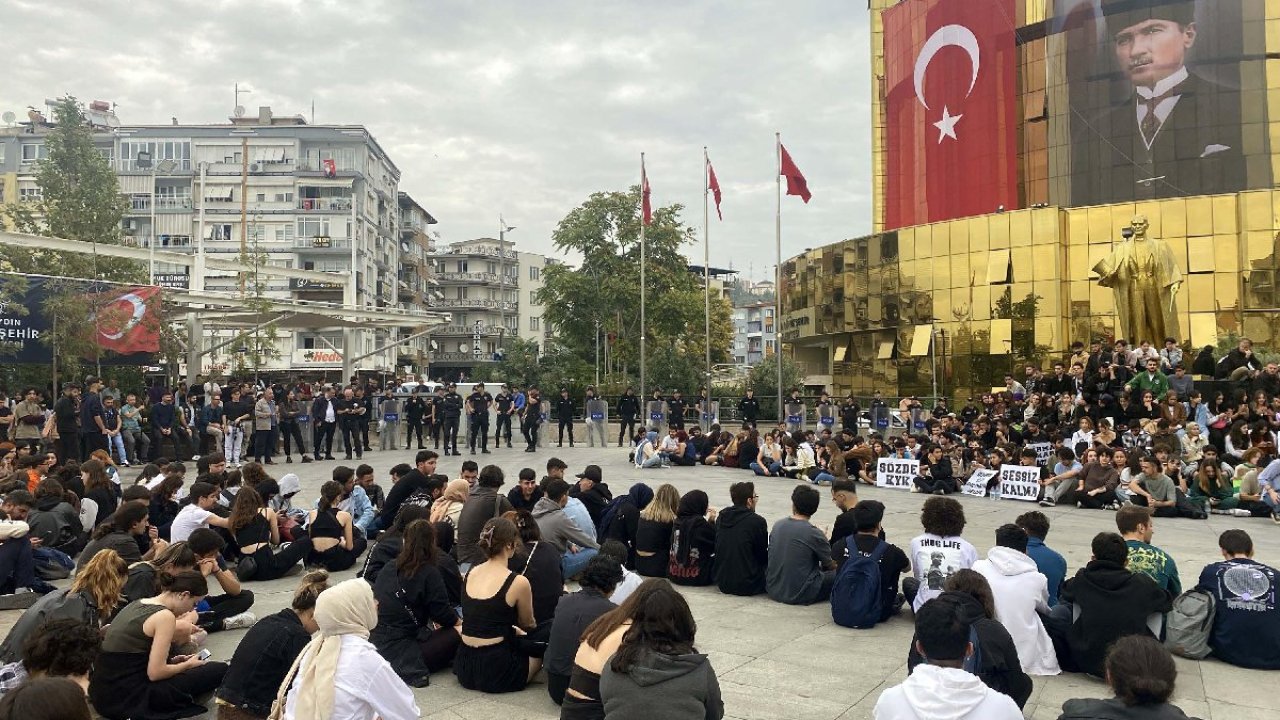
[3,0,872,280]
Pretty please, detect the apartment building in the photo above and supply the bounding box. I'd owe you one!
[732,301,776,365]
[0,103,439,377]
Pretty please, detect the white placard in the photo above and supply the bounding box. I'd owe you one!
[1027,442,1053,467]
[963,469,998,497]
[999,464,1042,502]
[876,458,919,491]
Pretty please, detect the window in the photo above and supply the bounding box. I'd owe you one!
[297,218,330,238]
[528,266,540,281]
[119,140,191,171]
[487,262,497,275]
[158,235,191,248]
[275,225,295,242]
[20,144,46,164]
[211,223,233,241]
[256,193,266,202]
[529,290,537,305]
[0,146,5,164]
[456,287,468,299]
[274,191,294,202]
[18,187,42,202]
[506,316,518,331]
[457,260,468,273]
[529,316,540,331]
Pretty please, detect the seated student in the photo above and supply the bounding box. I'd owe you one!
[1066,447,1122,510]
[906,570,1033,709]
[904,496,978,612]
[506,467,543,512]
[374,450,441,532]
[713,481,768,596]
[598,483,654,570]
[0,549,126,664]
[331,466,376,537]
[276,579,419,720]
[1038,447,1083,507]
[168,481,233,543]
[1057,635,1199,720]
[913,444,958,494]
[1116,505,1181,596]
[634,484,679,578]
[76,500,168,570]
[88,570,230,720]
[358,505,432,586]
[0,512,37,604]
[1046,532,1172,677]
[305,480,367,572]
[1195,529,1280,670]
[844,500,910,623]
[354,463,384,513]
[0,676,93,720]
[973,525,1060,676]
[216,570,330,719]
[26,480,84,557]
[453,517,541,694]
[599,539,642,604]
[827,479,860,561]
[371,520,461,687]
[668,490,718,586]
[562,579,665,718]
[0,618,99,699]
[185,529,256,633]
[766,485,837,605]
[1127,454,1181,518]
[635,431,665,468]
[1015,511,1066,607]
[147,476,184,541]
[228,486,312,582]
[877,592,1023,720]
[570,465,613,530]
[544,554,623,705]
[531,478,599,580]
[504,509,563,633]
[454,465,514,568]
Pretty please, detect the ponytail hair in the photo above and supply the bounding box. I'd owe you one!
[478,517,518,558]
[292,569,331,612]
[317,481,343,512]
[157,569,208,597]
[91,501,149,541]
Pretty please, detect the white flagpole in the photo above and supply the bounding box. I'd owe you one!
[703,147,711,408]
[640,153,647,404]
[775,132,783,423]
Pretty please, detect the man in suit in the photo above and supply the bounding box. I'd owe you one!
[1072,0,1246,205]
[311,386,338,461]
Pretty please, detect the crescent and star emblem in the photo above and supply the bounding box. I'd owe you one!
[913,24,981,144]
[97,292,147,340]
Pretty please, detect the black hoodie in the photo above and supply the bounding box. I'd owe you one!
[1059,559,1172,677]
[906,591,1033,709]
[713,504,768,596]
[1058,698,1198,720]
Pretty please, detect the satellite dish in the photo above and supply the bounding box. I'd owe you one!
[1,111,14,125]
[233,105,246,118]
[459,343,470,353]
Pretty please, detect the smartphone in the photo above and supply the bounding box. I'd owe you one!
[197,648,212,661]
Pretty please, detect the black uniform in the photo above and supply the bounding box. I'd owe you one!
[840,400,861,432]
[617,392,640,445]
[668,394,687,430]
[554,394,575,446]
[467,390,493,453]
[521,392,543,451]
[356,393,374,451]
[404,394,428,449]
[738,395,760,427]
[441,390,463,455]
[493,391,514,447]
[334,396,362,459]
[430,392,446,448]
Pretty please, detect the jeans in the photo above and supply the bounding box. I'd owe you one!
[1263,490,1280,515]
[640,454,665,469]
[198,590,256,632]
[812,471,836,485]
[107,433,128,464]
[561,547,598,579]
[224,427,244,464]
[0,537,36,593]
[750,461,783,476]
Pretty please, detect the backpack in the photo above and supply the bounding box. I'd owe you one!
[831,537,888,629]
[1164,589,1215,659]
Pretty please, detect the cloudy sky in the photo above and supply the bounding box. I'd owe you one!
[4,0,872,281]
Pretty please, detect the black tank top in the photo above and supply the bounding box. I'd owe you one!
[235,513,271,547]
[309,507,343,540]
[461,570,518,639]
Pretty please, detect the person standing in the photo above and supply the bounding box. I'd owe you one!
[737,389,760,428]
[667,389,687,432]
[79,377,108,459]
[404,388,427,451]
[11,388,44,456]
[310,387,338,462]
[555,388,575,448]
[278,389,311,464]
[493,385,515,449]
[53,383,81,465]
[253,391,277,465]
[334,389,361,461]
[441,383,463,456]
[466,383,493,455]
[378,389,400,452]
[429,385,446,451]
[120,393,149,466]
[584,387,607,448]
[617,388,640,447]
[223,388,252,468]
[521,388,543,453]
[352,387,373,453]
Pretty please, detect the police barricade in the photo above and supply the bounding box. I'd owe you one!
[646,400,668,434]
[379,398,401,450]
[586,399,609,448]
[538,400,551,448]
[870,405,891,435]
[817,404,837,433]
[909,408,929,435]
[784,402,806,434]
[699,400,720,433]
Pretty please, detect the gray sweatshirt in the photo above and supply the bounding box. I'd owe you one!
[599,648,724,720]
[531,496,598,554]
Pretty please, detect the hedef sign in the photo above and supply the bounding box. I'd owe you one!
[998,465,1041,502]
[877,458,919,491]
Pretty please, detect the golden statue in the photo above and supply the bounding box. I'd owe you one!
[1092,215,1182,344]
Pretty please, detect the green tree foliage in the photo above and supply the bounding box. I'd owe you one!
[537,186,733,394]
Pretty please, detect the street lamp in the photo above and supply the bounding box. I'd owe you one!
[138,150,179,285]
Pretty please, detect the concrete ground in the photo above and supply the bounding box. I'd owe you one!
[10,436,1278,719]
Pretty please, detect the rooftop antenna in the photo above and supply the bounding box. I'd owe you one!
[234,82,251,118]
[311,99,315,125]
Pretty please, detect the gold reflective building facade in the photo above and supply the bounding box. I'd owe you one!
[782,0,1280,399]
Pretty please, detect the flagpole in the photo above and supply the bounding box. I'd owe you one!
[775,132,783,424]
[640,152,647,405]
[703,147,711,411]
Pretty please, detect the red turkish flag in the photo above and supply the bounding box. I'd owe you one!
[779,144,811,204]
[93,286,161,354]
[322,158,337,177]
[883,0,1018,229]
[707,158,723,220]
[641,161,652,226]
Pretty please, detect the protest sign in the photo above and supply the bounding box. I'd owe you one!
[1027,442,1053,467]
[876,458,919,490]
[963,469,998,497]
[999,464,1041,502]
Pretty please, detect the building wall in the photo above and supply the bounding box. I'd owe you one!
[517,251,548,351]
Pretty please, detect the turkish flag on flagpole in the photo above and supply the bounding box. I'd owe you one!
[883,0,1018,229]
[641,158,653,226]
[707,158,723,220]
[779,143,811,204]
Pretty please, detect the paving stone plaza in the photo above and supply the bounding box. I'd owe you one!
[6,441,1270,719]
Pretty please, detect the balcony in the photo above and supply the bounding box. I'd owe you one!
[436,271,505,284]
[433,324,507,336]
[156,197,193,210]
[293,236,351,251]
[429,298,517,311]
[431,351,495,363]
[433,246,518,260]
[297,197,353,212]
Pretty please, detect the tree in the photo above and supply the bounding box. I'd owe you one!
[0,97,150,380]
[538,186,734,394]
[471,337,543,387]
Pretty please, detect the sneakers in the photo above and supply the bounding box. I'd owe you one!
[221,611,257,631]
[1038,499,1055,507]
[1076,501,1083,509]
[1231,508,1253,517]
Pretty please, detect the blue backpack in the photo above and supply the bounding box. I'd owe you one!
[831,537,887,628]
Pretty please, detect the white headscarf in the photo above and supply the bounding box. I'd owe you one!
[273,578,377,719]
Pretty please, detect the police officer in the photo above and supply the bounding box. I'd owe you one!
[840,394,861,433]
[334,387,362,460]
[555,387,576,447]
[441,382,463,456]
[404,387,428,450]
[522,387,543,452]
[430,385,446,450]
[467,382,494,454]
[667,389,687,431]
[493,384,515,448]
[738,388,760,428]
[617,387,640,447]
[583,386,607,448]
[354,386,373,453]
[816,392,836,433]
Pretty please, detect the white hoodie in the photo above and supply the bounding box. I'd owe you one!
[873,664,1022,720]
[973,546,1061,676]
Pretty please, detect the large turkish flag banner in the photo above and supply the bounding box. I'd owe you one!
[883,0,1018,230]
[93,285,161,354]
